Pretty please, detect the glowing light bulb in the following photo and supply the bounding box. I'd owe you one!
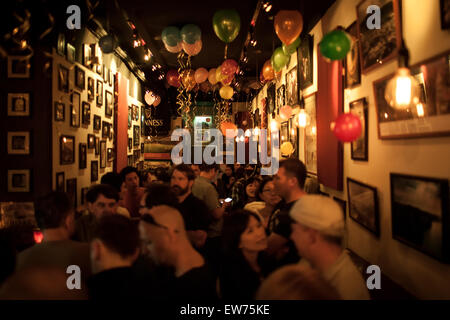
[270,119,278,131]
[416,103,425,117]
[298,110,307,128]
[311,126,317,135]
[385,68,421,110]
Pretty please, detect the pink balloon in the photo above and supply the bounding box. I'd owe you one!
[280,105,293,120]
[166,69,180,87]
[208,68,218,85]
[182,40,202,56]
[333,113,362,142]
[221,59,238,76]
[153,95,161,106]
[194,67,208,84]
[165,42,182,53]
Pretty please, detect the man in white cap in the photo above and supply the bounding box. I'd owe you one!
[289,195,370,300]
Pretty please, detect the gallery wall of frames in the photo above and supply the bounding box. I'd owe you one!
[251,0,450,299]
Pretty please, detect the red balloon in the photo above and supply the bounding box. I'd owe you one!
[166,69,180,87]
[332,113,362,142]
[221,59,238,76]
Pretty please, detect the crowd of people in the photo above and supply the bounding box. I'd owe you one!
[0,158,370,300]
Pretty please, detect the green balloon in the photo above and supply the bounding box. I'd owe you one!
[271,47,290,72]
[213,9,240,43]
[282,37,301,55]
[319,30,351,61]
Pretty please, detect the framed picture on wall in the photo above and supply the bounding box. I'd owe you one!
[440,0,450,30]
[7,169,31,192]
[96,80,103,106]
[8,56,30,78]
[102,121,109,138]
[347,178,380,236]
[304,93,317,175]
[289,116,299,159]
[56,172,64,192]
[105,91,113,117]
[8,131,30,155]
[133,125,140,146]
[54,101,65,121]
[276,85,285,115]
[95,137,100,155]
[267,82,276,115]
[83,44,92,68]
[91,161,98,182]
[297,34,314,90]
[82,102,91,125]
[87,77,95,101]
[356,0,401,74]
[58,64,69,93]
[60,135,75,165]
[70,92,81,127]
[107,148,114,161]
[100,140,107,168]
[79,143,87,169]
[280,122,289,145]
[373,51,450,139]
[286,67,299,107]
[390,173,449,262]
[66,178,77,208]
[93,115,101,131]
[87,134,95,149]
[75,66,85,91]
[66,43,76,62]
[344,22,361,88]
[128,106,132,128]
[349,97,368,161]
[128,138,132,151]
[8,93,30,117]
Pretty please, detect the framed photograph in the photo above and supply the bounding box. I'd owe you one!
[390,173,449,262]
[93,115,101,131]
[133,125,140,146]
[57,33,66,56]
[107,148,114,161]
[141,143,144,154]
[8,56,30,78]
[96,80,103,107]
[60,135,75,165]
[56,172,64,192]
[95,137,100,155]
[70,91,81,127]
[333,197,347,220]
[132,105,138,121]
[297,34,314,90]
[66,178,77,208]
[373,51,450,139]
[87,77,95,101]
[102,121,110,138]
[280,122,289,145]
[304,93,317,175]
[100,140,107,168]
[83,44,92,68]
[441,0,450,30]
[349,98,368,161]
[344,22,361,88]
[81,187,89,205]
[105,91,113,117]
[75,66,85,91]
[289,116,299,159]
[128,138,132,151]
[91,161,99,182]
[7,169,31,193]
[87,134,95,149]
[286,67,299,107]
[128,106,132,129]
[7,131,30,155]
[267,82,276,115]
[79,143,87,169]
[347,178,380,236]
[277,85,285,115]
[8,93,30,117]
[54,101,65,121]
[66,43,76,62]
[356,0,401,74]
[58,64,69,93]
[82,102,91,125]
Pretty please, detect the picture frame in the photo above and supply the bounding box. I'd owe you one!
[96,80,103,106]
[107,148,114,162]
[280,122,289,145]
[286,66,299,107]
[390,173,449,262]
[133,125,140,146]
[91,161,99,182]
[70,91,80,127]
[79,143,87,169]
[83,44,92,68]
[100,140,107,168]
[8,56,30,78]
[56,172,64,192]
[7,169,31,193]
[102,121,110,139]
[349,97,368,161]
[93,115,101,131]
[276,85,285,115]
[54,101,65,121]
[297,34,314,90]
[87,77,95,101]
[81,187,89,205]
[57,33,66,56]
[82,102,91,125]
[373,51,450,139]
[347,178,380,236]
[128,138,132,151]
[105,91,113,117]
[304,93,317,175]
[132,105,139,121]
[66,178,77,208]
[75,66,85,91]
[128,106,132,129]
[58,64,69,93]
[356,0,401,74]
[267,82,276,115]
[440,0,450,30]
[344,22,361,89]
[95,137,100,155]
[87,134,95,149]
[333,197,347,221]
[60,135,75,165]
[289,116,299,159]
[66,43,76,62]
[8,93,30,117]
[7,131,30,155]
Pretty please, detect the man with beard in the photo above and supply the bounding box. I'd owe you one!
[170,164,211,248]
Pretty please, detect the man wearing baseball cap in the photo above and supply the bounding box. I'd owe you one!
[289,195,370,300]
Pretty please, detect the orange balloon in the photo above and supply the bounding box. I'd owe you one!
[274,10,303,45]
[262,60,274,81]
[220,121,237,137]
[181,69,196,91]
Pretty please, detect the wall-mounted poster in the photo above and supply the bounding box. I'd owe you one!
[356,0,401,74]
[349,98,368,161]
[276,85,285,115]
[267,82,276,115]
[286,67,299,107]
[373,51,450,139]
[344,22,361,88]
[304,94,317,175]
[391,173,449,262]
[298,34,314,90]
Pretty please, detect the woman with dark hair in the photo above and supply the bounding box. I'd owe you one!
[231,176,262,210]
[219,210,275,299]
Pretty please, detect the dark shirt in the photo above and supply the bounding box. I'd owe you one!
[169,264,218,301]
[72,211,97,243]
[179,193,211,231]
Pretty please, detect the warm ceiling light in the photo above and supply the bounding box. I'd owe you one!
[385,67,420,110]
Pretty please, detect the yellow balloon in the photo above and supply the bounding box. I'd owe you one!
[216,66,227,83]
[280,141,294,157]
[219,85,234,100]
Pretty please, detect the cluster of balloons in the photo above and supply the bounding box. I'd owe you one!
[145,90,161,107]
[213,9,241,43]
[208,59,239,99]
[319,29,351,61]
[161,24,202,56]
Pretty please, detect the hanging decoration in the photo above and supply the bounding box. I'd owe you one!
[213,9,241,58]
[319,29,351,61]
[176,51,194,130]
[261,59,274,81]
[282,36,300,56]
[280,141,294,157]
[219,85,234,100]
[271,47,290,72]
[166,69,181,87]
[332,113,362,142]
[208,68,218,85]
[274,10,303,45]
[221,59,239,75]
[194,67,209,84]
